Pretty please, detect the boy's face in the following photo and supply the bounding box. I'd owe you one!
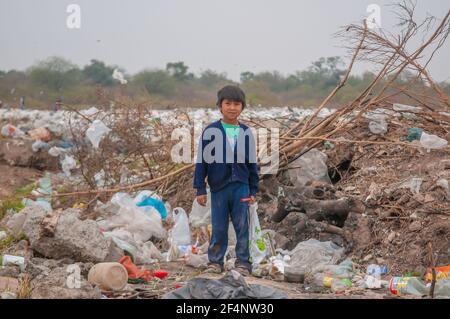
[220,99,243,122]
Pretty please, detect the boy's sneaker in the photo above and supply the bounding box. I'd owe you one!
[203,263,223,274]
[234,265,251,277]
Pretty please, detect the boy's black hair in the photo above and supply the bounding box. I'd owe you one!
[216,85,246,109]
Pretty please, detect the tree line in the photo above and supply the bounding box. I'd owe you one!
[0,56,448,109]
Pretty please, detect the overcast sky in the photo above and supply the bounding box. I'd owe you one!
[0,0,449,81]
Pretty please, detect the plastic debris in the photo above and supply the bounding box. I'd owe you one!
[288,149,331,188]
[88,262,128,291]
[113,69,128,85]
[136,196,167,220]
[287,239,344,276]
[420,132,448,151]
[86,120,111,148]
[97,192,166,242]
[248,202,266,267]
[399,177,423,194]
[405,127,423,142]
[170,208,191,246]
[61,155,77,177]
[1,255,25,271]
[48,147,67,157]
[28,127,51,142]
[389,277,429,296]
[189,189,211,227]
[163,270,288,299]
[1,124,23,138]
[369,119,388,135]
[393,103,423,113]
[31,140,50,153]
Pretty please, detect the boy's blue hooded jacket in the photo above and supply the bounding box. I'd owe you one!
[193,120,259,196]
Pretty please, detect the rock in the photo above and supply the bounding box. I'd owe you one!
[408,221,422,232]
[274,232,291,250]
[1,291,17,299]
[31,264,101,299]
[22,206,123,263]
[284,265,305,283]
[363,254,373,262]
[0,231,7,240]
[0,266,20,278]
[387,231,396,243]
[376,257,386,265]
[5,210,30,239]
[0,276,19,294]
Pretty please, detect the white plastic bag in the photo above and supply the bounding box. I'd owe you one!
[420,132,448,151]
[61,155,76,177]
[86,120,111,148]
[189,189,211,227]
[248,203,266,266]
[171,207,191,246]
[288,149,331,188]
[287,239,344,276]
[98,192,167,242]
[369,119,388,135]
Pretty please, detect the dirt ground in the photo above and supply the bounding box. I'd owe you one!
[0,164,42,198]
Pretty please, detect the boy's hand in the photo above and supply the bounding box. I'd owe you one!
[196,195,207,206]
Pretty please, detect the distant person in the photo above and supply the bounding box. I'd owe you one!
[19,97,25,110]
[0,100,3,108]
[54,97,62,112]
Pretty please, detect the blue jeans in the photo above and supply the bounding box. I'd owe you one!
[208,181,251,270]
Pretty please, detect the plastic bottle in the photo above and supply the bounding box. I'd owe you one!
[313,273,334,288]
[389,277,429,296]
[331,278,352,293]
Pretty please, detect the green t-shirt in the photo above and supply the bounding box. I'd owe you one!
[221,121,240,149]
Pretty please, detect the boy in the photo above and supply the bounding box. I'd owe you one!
[194,85,259,276]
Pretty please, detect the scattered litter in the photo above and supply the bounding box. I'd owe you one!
[88,262,128,291]
[420,132,448,151]
[61,155,76,177]
[249,203,267,267]
[113,69,128,85]
[136,195,167,220]
[405,127,423,142]
[31,140,50,152]
[369,119,388,135]
[28,127,51,142]
[399,177,423,194]
[119,256,155,282]
[288,149,331,188]
[287,239,344,276]
[1,124,23,138]
[86,120,111,148]
[389,277,429,297]
[189,189,211,227]
[1,254,25,271]
[393,103,423,113]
